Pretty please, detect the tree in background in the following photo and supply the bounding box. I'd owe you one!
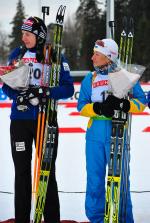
[9,0,26,51]
[114,0,129,44]
[0,0,149,80]
[62,16,79,71]
[114,0,150,81]
[75,0,106,70]
[0,26,9,64]
[47,21,77,71]
[127,0,150,81]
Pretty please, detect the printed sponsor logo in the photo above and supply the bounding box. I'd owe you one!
[93,80,108,88]
[22,58,38,63]
[24,19,34,26]
[15,142,25,151]
[63,62,70,71]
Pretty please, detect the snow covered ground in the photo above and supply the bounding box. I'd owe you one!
[0,83,150,222]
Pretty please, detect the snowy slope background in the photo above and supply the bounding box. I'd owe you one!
[0,83,150,222]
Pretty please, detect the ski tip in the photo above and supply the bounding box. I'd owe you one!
[56,5,66,24]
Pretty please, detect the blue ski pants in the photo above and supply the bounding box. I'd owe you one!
[85,120,134,223]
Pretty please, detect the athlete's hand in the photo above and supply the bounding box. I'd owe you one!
[16,86,51,111]
[16,90,29,112]
[93,101,114,118]
[26,86,50,99]
[105,95,130,113]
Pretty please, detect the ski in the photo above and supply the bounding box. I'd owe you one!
[119,16,128,65]
[33,5,66,223]
[119,17,134,222]
[104,17,134,223]
[33,44,52,199]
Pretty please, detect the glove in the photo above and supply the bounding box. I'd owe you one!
[16,86,50,111]
[93,95,130,118]
[28,86,50,106]
[105,95,130,113]
[93,102,114,118]
[26,86,50,99]
[16,90,29,112]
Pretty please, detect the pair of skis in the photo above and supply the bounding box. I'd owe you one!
[32,5,66,223]
[104,17,134,223]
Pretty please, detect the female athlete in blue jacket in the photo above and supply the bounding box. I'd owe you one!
[2,16,74,223]
[77,39,146,223]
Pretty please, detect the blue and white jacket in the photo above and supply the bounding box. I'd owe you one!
[78,68,146,117]
[2,47,74,120]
